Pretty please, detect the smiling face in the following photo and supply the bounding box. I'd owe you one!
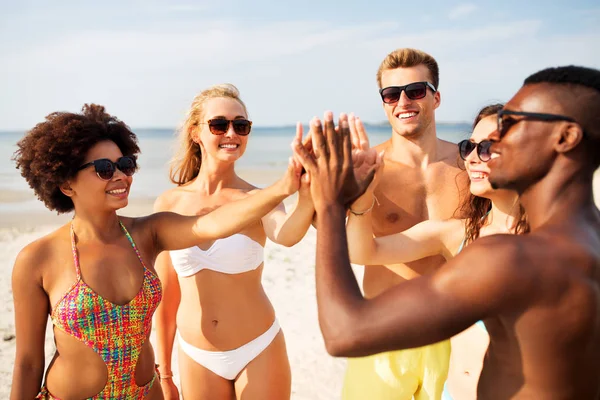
[196,97,250,164]
[464,115,498,198]
[380,64,440,138]
[488,84,564,193]
[67,140,133,212]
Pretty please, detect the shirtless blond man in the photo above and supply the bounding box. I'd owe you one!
[342,48,469,399]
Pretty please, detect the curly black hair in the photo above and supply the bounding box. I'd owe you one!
[13,104,140,213]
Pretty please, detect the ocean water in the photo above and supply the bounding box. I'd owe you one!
[0,124,470,211]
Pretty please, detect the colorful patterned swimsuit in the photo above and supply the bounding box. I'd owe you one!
[37,221,163,399]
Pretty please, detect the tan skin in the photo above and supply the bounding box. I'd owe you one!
[154,97,313,400]
[294,85,600,398]
[364,65,468,298]
[348,115,519,399]
[11,139,301,399]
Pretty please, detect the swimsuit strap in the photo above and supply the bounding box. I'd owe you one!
[69,220,148,278]
[118,220,148,269]
[69,222,82,280]
[457,237,468,254]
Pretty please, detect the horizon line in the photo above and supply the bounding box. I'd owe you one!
[0,120,472,133]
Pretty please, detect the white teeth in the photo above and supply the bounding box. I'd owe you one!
[398,112,417,119]
[470,172,488,179]
[107,188,126,194]
[219,144,238,149]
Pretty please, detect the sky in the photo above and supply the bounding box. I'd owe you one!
[1,0,599,130]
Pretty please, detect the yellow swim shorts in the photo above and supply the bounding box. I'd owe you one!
[341,340,451,400]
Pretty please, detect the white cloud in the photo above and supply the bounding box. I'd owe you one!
[168,4,210,12]
[0,16,599,129]
[448,4,478,20]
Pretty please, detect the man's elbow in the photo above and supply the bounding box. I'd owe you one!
[320,320,362,357]
[324,337,356,357]
[324,330,372,357]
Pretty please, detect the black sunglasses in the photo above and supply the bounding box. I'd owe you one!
[379,81,437,104]
[201,118,253,136]
[458,139,494,162]
[497,110,576,138]
[77,156,137,181]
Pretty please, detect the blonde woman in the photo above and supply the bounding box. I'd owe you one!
[154,84,314,399]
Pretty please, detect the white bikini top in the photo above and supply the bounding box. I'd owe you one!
[169,234,264,277]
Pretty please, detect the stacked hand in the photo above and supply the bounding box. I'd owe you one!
[277,122,309,197]
[291,111,382,212]
[347,113,383,196]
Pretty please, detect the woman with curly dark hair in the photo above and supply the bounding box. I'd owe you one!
[343,104,528,400]
[10,104,303,399]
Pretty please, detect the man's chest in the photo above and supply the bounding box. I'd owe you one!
[371,166,466,236]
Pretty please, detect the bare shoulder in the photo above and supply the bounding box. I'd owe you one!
[437,234,541,309]
[374,140,392,159]
[12,225,68,283]
[239,179,261,197]
[436,138,462,165]
[456,234,535,270]
[153,186,183,212]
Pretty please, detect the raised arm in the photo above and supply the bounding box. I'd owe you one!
[11,243,50,399]
[316,207,526,357]
[345,113,460,265]
[149,158,302,252]
[291,112,529,358]
[347,196,462,265]
[262,123,315,247]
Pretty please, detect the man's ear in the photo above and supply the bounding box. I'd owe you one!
[59,181,74,197]
[555,123,584,154]
[433,90,441,110]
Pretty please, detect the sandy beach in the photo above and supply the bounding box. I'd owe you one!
[1,170,599,399]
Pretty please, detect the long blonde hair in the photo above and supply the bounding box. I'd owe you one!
[170,83,248,185]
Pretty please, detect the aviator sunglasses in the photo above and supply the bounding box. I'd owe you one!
[201,118,253,136]
[497,110,577,138]
[458,140,494,162]
[77,156,137,181]
[379,81,437,104]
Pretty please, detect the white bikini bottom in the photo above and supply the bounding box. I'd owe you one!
[177,319,280,380]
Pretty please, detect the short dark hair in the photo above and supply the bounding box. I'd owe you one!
[524,65,600,91]
[13,104,140,213]
[524,65,600,165]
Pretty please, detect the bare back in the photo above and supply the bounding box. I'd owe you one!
[364,138,468,297]
[479,215,600,398]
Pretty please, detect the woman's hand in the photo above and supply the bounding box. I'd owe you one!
[291,111,382,212]
[160,378,180,400]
